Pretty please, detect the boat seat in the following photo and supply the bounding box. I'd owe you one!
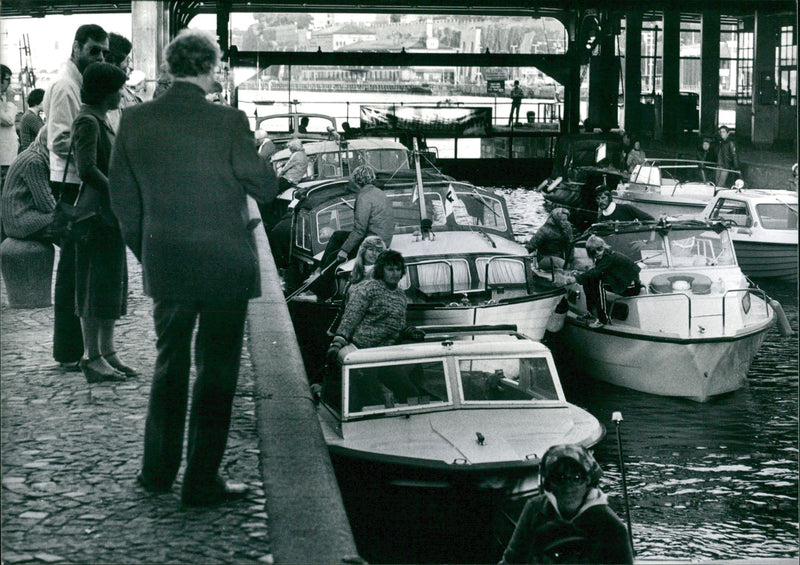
[649,272,712,295]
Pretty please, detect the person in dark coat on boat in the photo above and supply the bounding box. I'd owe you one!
[595,186,654,223]
[567,235,641,327]
[695,136,718,183]
[525,207,573,270]
[500,443,633,564]
[715,125,740,188]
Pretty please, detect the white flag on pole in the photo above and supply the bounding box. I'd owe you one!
[444,183,461,217]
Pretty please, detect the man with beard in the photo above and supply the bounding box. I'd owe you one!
[42,24,109,371]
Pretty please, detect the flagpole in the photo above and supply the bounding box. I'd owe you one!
[413,137,430,239]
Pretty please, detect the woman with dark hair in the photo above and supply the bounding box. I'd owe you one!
[73,61,136,382]
[327,250,423,359]
[501,443,633,564]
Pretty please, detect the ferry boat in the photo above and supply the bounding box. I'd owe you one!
[549,218,776,402]
[317,324,604,493]
[698,187,798,283]
[614,158,739,218]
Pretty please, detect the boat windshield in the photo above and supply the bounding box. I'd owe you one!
[458,357,559,402]
[755,203,798,230]
[601,227,736,268]
[345,360,450,415]
[387,188,507,234]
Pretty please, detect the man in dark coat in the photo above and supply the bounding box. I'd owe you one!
[568,235,641,327]
[715,125,740,188]
[595,186,654,223]
[109,29,277,507]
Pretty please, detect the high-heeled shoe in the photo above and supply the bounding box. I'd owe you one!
[80,356,126,383]
[102,351,138,377]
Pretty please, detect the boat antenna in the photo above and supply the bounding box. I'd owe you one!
[612,411,635,555]
[413,137,431,239]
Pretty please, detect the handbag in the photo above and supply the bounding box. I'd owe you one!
[52,139,99,244]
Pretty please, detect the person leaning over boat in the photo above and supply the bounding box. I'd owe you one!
[327,250,423,359]
[595,186,654,223]
[525,207,573,270]
[565,235,641,328]
[500,443,633,564]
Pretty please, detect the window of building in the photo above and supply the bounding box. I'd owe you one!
[736,22,754,105]
[776,24,797,106]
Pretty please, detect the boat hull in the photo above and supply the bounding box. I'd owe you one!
[732,240,798,283]
[557,316,772,402]
[614,190,709,218]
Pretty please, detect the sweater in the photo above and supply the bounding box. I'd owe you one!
[1,147,56,238]
[575,250,640,295]
[336,278,407,348]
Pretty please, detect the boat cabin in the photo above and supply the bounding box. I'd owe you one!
[255,112,337,148]
[627,159,720,199]
[322,326,567,420]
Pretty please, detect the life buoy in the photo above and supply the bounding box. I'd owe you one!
[649,272,712,295]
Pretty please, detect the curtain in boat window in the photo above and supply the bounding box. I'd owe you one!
[415,260,471,294]
[476,257,526,286]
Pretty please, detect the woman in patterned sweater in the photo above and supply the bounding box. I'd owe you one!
[327,250,424,359]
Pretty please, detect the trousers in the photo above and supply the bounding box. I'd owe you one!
[140,298,248,492]
[51,181,84,363]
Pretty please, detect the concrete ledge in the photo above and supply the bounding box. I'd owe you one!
[245,197,361,564]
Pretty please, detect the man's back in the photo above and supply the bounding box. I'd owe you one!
[110,81,274,302]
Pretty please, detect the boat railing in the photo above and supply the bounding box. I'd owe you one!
[721,288,771,332]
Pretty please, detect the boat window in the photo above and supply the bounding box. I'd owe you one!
[603,231,667,268]
[363,149,410,173]
[316,152,343,179]
[476,257,527,286]
[708,198,752,228]
[456,192,507,231]
[634,166,660,186]
[294,211,312,251]
[458,357,558,402]
[667,228,736,267]
[346,360,449,415]
[388,191,448,232]
[316,200,355,244]
[756,203,798,230]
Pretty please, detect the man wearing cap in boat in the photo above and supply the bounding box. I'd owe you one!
[595,185,653,223]
[500,443,633,564]
[566,235,641,327]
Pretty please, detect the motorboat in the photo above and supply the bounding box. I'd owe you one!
[698,187,798,283]
[614,158,739,218]
[549,218,777,402]
[316,324,604,493]
[540,132,627,231]
[255,110,338,151]
[280,145,567,381]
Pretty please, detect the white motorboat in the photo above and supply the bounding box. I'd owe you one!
[614,159,738,218]
[699,187,798,283]
[550,219,776,402]
[316,324,604,493]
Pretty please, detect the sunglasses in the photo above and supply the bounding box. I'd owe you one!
[88,46,111,57]
[550,471,587,486]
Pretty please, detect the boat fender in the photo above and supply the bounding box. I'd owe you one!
[546,297,569,333]
[770,299,795,337]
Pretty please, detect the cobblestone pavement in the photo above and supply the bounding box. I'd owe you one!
[1,250,274,564]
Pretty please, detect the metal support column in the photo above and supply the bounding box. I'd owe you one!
[623,10,643,135]
[661,10,680,140]
[131,0,169,100]
[699,9,721,136]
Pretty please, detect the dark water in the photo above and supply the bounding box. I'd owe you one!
[340,188,799,563]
